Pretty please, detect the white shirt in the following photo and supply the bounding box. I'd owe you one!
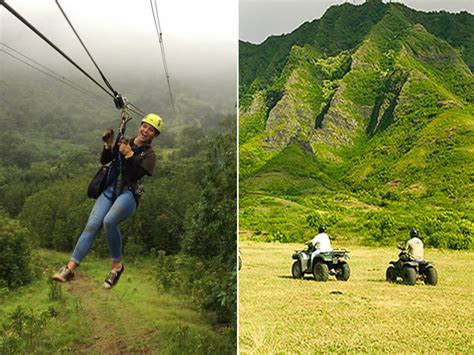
[310,233,332,252]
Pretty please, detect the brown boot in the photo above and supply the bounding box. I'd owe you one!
[52,266,75,282]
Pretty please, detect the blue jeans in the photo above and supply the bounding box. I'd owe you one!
[71,186,136,265]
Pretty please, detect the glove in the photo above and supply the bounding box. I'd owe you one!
[119,139,134,159]
[102,128,114,148]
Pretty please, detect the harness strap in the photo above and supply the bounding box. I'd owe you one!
[103,107,133,201]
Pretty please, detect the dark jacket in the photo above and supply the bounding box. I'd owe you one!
[101,137,156,202]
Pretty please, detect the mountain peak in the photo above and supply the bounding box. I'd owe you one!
[240,3,473,183]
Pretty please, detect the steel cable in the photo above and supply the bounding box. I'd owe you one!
[150,0,176,112]
[55,0,117,96]
[1,0,115,99]
[54,0,148,117]
[1,42,108,104]
[1,0,148,118]
[1,49,110,107]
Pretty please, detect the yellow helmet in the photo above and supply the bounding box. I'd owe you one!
[141,113,163,133]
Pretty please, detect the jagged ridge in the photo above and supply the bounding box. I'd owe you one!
[239,1,474,248]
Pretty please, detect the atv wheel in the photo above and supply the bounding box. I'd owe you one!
[423,267,438,286]
[336,263,350,281]
[291,261,303,279]
[386,266,397,283]
[403,266,416,285]
[313,262,329,282]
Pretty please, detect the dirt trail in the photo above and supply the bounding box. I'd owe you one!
[65,273,153,354]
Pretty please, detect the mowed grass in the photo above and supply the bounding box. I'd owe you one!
[238,241,474,353]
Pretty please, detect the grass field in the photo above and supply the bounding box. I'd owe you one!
[0,249,233,354]
[238,241,474,353]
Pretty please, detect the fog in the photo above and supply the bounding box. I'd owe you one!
[1,0,237,112]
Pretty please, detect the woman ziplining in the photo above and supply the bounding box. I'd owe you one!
[53,113,163,288]
[2,1,174,288]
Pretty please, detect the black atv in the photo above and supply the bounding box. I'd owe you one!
[386,247,438,286]
[292,247,350,282]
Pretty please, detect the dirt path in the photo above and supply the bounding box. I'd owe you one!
[64,273,153,354]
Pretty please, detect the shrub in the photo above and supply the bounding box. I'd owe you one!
[422,211,473,250]
[268,229,292,243]
[382,190,401,201]
[155,254,236,325]
[0,306,57,354]
[306,212,340,230]
[363,211,400,246]
[48,279,63,301]
[18,180,92,252]
[0,216,32,288]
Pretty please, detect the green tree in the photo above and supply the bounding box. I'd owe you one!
[0,214,32,288]
[19,178,93,251]
[182,126,237,261]
[181,124,237,325]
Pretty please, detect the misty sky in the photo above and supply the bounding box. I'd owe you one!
[1,0,237,108]
[240,0,474,44]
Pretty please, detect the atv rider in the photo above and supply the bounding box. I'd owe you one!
[400,227,424,261]
[306,225,332,265]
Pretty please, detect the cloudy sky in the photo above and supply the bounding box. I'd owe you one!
[240,0,474,44]
[1,0,238,107]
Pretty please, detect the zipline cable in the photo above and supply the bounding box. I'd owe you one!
[54,0,148,117]
[1,41,109,104]
[129,102,147,117]
[0,0,114,99]
[1,0,147,119]
[150,0,176,112]
[55,0,117,97]
[0,49,110,107]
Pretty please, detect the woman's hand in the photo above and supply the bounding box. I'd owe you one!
[102,128,114,148]
[119,139,134,159]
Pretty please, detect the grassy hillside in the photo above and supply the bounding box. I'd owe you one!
[0,249,233,354]
[239,2,473,249]
[239,241,474,353]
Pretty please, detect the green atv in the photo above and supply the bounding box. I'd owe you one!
[292,247,350,281]
[386,247,438,286]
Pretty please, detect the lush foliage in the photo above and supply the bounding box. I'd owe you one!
[0,214,32,288]
[1,305,58,353]
[5,121,237,330]
[1,64,237,354]
[0,250,234,354]
[239,0,389,99]
[156,125,237,333]
[240,0,474,99]
[239,1,474,250]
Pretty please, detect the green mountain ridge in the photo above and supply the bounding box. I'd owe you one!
[239,1,473,249]
[240,0,474,98]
